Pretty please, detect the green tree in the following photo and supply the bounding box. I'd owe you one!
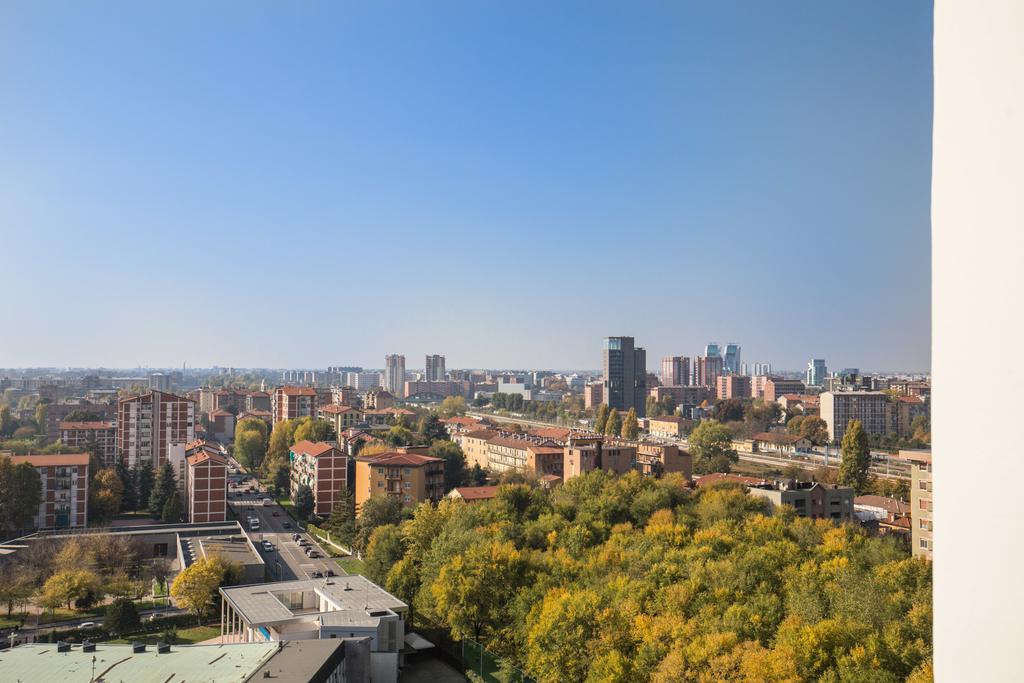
[90,468,125,524]
[148,463,177,517]
[386,425,413,447]
[324,488,357,546]
[0,563,35,617]
[273,464,290,494]
[438,396,467,417]
[594,404,609,433]
[161,490,184,523]
[135,463,155,511]
[40,569,102,611]
[294,484,314,521]
[604,408,621,437]
[645,395,661,418]
[838,419,871,492]
[417,414,447,443]
[621,407,640,440]
[0,459,43,536]
[234,419,268,471]
[799,417,829,446]
[117,462,138,512]
[292,416,335,444]
[0,405,14,437]
[105,597,141,635]
[262,419,297,480]
[428,440,467,491]
[364,524,404,585]
[354,495,405,550]
[469,463,488,486]
[689,419,739,474]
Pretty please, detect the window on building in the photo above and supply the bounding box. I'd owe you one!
[404,482,411,489]
[377,467,384,474]
[377,481,383,488]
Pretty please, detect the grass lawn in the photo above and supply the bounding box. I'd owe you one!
[337,557,366,575]
[107,625,221,645]
[0,613,28,629]
[44,606,106,622]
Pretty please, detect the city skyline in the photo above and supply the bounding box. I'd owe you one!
[0,2,932,372]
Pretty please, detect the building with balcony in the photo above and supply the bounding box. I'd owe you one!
[290,441,349,517]
[117,390,196,469]
[820,391,891,442]
[3,453,89,529]
[185,449,229,523]
[59,420,117,467]
[355,451,444,510]
[317,404,363,434]
[272,386,318,425]
[898,449,933,560]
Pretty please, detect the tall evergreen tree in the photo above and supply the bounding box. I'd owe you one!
[148,463,177,518]
[161,490,184,524]
[838,419,871,493]
[324,488,357,546]
[594,404,610,434]
[117,462,137,511]
[136,463,155,512]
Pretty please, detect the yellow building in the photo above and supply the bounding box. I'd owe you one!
[317,404,363,433]
[355,450,445,511]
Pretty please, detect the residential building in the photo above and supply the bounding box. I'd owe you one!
[660,356,691,387]
[484,435,562,475]
[384,354,406,396]
[603,336,647,417]
[272,386,318,425]
[898,449,933,560]
[635,442,692,480]
[648,415,687,439]
[704,342,720,358]
[185,449,228,523]
[290,440,349,517]
[209,409,236,442]
[563,438,636,479]
[245,391,271,412]
[213,389,247,413]
[751,432,812,455]
[763,377,806,403]
[331,386,359,407]
[364,388,395,410]
[693,355,724,388]
[3,453,89,529]
[776,394,821,416]
[148,372,171,391]
[447,485,500,503]
[807,359,828,386]
[59,420,117,466]
[355,450,444,510]
[219,575,409,680]
[345,371,382,391]
[723,343,741,374]
[40,400,116,441]
[425,354,446,381]
[584,382,604,409]
[820,391,890,442]
[454,429,498,469]
[649,385,712,416]
[716,374,751,400]
[746,480,854,521]
[894,395,929,437]
[236,409,273,426]
[403,380,468,400]
[118,390,196,469]
[318,404,363,433]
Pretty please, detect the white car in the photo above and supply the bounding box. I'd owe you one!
[78,621,100,630]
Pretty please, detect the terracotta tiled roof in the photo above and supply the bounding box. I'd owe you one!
[445,416,483,426]
[529,427,572,441]
[449,485,499,501]
[187,451,229,467]
[320,404,358,414]
[279,386,317,396]
[752,432,805,445]
[854,495,910,516]
[6,453,90,467]
[357,451,442,466]
[291,440,340,458]
[462,429,499,440]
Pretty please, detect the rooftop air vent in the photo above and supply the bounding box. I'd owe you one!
[132,642,146,653]
[57,641,71,653]
[82,641,96,653]
[157,642,171,654]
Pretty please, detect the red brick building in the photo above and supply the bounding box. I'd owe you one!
[60,420,118,467]
[290,440,349,517]
[716,375,752,400]
[5,453,90,529]
[185,450,229,523]
[272,386,318,425]
[118,390,197,469]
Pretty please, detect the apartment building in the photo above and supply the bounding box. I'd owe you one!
[118,390,196,469]
[364,388,395,410]
[635,442,692,480]
[819,391,890,442]
[454,429,498,469]
[603,336,647,417]
[894,395,929,437]
[716,374,751,400]
[245,391,272,412]
[384,354,406,396]
[660,356,690,387]
[185,449,229,523]
[899,449,933,560]
[4,453,89,529]
[563,438,636,480]
[763,378,807,404]
[693,355,724,388]
[648,415,687,439]
[290,440,349,517]
[317,404,364,434]
[402,380,468,400]
[583,382,604,409]
[272,386,318,425]
[59,420,117,466]
[355,450,444,510]
[213,389,247,413]
[424,354,446,382]
[40,400,116,441]
[747,480,854,521]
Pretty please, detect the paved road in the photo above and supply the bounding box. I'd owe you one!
[227,479,341,581]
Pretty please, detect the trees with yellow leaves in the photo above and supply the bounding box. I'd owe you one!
[170,555,241,622]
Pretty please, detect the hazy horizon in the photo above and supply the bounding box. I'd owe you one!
[0,2,933,373]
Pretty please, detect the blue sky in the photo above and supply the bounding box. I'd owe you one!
[0,1,933,372]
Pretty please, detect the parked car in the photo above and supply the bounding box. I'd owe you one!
[283,523,291,529]
[271,511,279,517]
[310,571,324,579]
[78,621,100,630]
[261,540,274,552]
[291,533,300,541]
[308,551,320,559]
[325,569,336,577]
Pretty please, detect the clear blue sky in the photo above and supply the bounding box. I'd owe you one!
[0,1,932,372]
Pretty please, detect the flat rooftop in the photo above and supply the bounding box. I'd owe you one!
[0,642,278,682]
[196,535,264,567]
[221,575,407,626]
